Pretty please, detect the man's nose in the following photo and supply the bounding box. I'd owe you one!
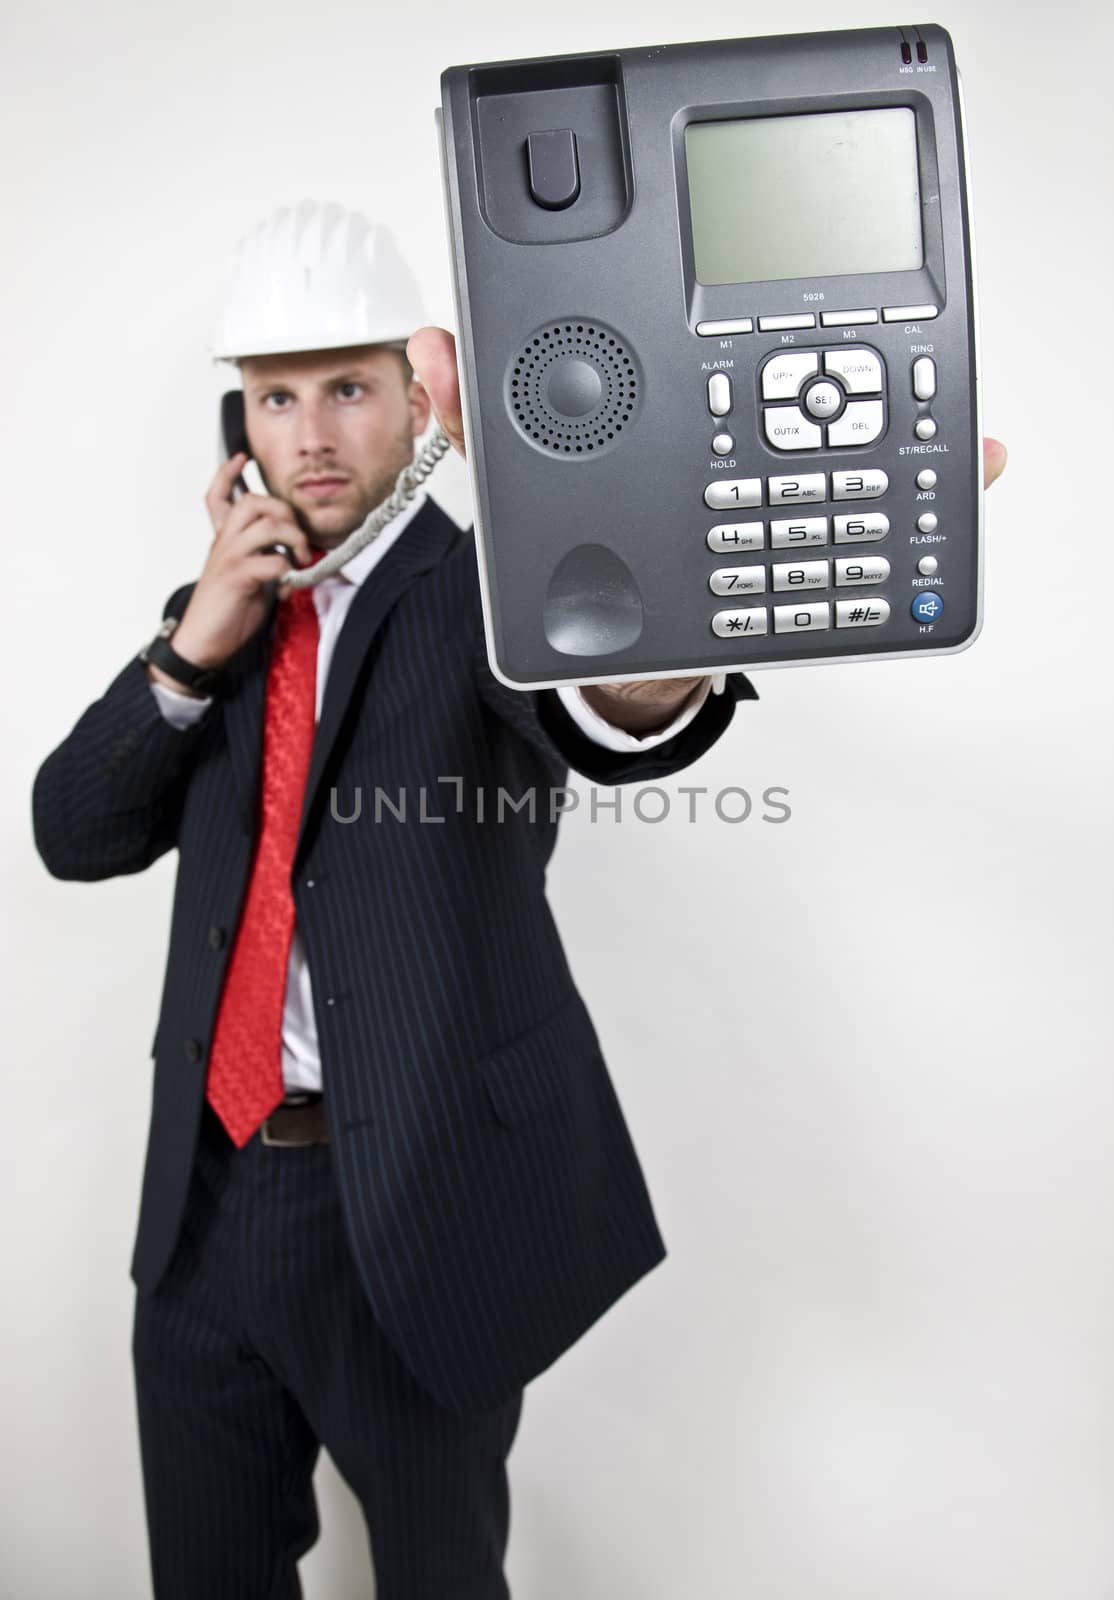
[295,397,339,457]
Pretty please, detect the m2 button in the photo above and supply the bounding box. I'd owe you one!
[704,478,762,511]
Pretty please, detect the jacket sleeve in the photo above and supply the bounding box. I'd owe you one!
[31,583,214,880]
[472,625,760,787]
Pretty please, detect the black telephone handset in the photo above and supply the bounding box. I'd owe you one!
[219,388,292,560]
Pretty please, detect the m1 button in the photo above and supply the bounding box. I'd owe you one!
[526,128,581,210]
[183,1038,203,1063]
[207,925,226,950]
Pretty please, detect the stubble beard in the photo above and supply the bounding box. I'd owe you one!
[296,423,417,551]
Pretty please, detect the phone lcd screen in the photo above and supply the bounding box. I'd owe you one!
[684,107,924,285]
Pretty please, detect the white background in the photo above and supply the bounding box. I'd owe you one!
[4,1,1113,1595]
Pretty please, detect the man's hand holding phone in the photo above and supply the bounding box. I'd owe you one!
[146,453,315,696]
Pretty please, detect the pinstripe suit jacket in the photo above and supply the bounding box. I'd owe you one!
[32,497,758,1416]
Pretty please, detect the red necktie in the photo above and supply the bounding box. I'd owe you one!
[206,554,328,1147]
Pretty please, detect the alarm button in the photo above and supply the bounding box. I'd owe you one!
[707,372,732,416]
[526,129,581,210]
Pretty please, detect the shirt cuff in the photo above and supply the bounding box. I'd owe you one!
[148,678,213,730]
[555,678,714,753]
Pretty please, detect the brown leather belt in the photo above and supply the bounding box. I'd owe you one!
[260,1092,329,1147]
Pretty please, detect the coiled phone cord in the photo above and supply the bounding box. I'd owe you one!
[275,425,453,591]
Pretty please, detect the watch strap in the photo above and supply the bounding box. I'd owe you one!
[140,618,224,695]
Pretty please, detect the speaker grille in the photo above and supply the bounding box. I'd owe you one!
[506,321,641,457]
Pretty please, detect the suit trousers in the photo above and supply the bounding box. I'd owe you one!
[131,1098,525,1599]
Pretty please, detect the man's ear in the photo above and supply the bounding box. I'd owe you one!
[408,376,432,438]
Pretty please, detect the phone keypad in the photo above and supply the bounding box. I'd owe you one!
[703,470,898,643]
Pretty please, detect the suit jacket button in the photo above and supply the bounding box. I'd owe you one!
[208,925,226,950]
[183,1038,202,1063]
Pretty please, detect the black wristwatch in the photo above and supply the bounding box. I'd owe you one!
[140,617,225,696]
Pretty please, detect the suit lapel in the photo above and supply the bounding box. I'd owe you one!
[219,496,461,855]
[293,500,459,867]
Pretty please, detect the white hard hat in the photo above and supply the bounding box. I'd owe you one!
[209,199,426,364]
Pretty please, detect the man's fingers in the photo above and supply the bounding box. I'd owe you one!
[983,436,1007,490]
[407,326,466,458]
[205,452,249,533]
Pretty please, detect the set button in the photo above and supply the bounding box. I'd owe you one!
[803,381,843,419]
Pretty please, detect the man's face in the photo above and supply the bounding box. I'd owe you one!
[239,344,432,549]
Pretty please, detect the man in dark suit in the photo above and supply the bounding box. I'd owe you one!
[30,203,758,1599]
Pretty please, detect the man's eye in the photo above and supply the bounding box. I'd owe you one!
[338,382,364,400]
[263,393,291,410]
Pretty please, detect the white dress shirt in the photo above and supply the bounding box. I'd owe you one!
[148,491,718,1093]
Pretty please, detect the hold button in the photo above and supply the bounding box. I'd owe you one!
[527,129,581,211]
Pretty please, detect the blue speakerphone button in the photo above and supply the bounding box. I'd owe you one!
[912,592,945,623]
